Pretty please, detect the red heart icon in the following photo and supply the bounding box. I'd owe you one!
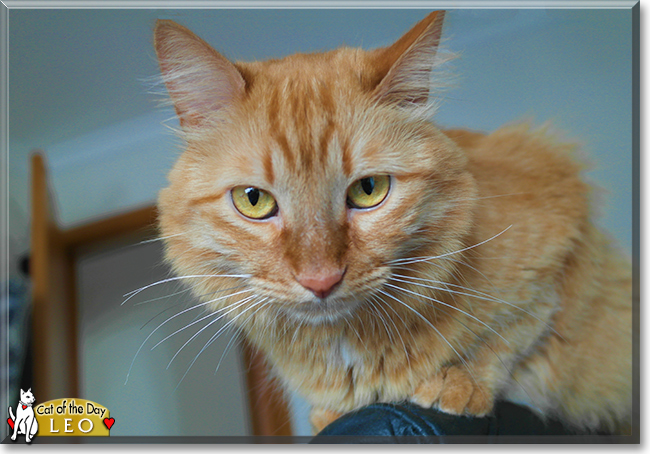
[7,417,14,430]
[103,417,115,430]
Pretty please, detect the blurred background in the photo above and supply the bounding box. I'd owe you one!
[5,8,633,438]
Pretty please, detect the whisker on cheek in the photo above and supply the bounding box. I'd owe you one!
[122,274,252,305]
[384,281,508,345]
[150,291,255,351]
[376,288,481,391]
[173,298,270,390]
[166,294,259,369]
[385,225,513,266]
[124,288,253,384]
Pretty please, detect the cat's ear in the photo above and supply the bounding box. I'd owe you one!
[371,11,445,107]
[154,20,246,128]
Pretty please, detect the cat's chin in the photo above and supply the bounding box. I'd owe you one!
[282,298,361,325]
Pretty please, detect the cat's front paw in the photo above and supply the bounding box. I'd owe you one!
[410,365,494,417]
[310,407,344,434]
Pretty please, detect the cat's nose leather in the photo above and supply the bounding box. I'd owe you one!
[297,269,345,299]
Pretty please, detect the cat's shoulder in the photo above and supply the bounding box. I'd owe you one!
[444,124,588,190]
[444,124,593,231]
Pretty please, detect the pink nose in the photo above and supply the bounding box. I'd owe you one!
[297,269,345,299]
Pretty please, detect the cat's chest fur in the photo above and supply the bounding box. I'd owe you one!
[274,335,409,411]
[330,336,365,370]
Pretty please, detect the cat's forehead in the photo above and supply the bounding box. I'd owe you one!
[186,47,445,201]
[240,55,362,127]
[230,50,399,182]
[239,47,373,92]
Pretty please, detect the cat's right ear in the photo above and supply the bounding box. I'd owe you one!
[154,20,245,128]
[371,11,446,108]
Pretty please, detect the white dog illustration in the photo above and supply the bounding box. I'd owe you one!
[8,388,39,443]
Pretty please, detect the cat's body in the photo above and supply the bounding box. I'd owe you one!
[153,11,632,435]
[9,389,39,443]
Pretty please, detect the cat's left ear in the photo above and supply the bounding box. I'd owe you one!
[154,20,246,128]
[371,11,446,107]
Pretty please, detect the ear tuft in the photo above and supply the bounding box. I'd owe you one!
[372,11,448,111]
[154,20,246,128]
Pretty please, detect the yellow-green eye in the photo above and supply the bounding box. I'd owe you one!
[347,175,391,209]
[231,186,278,220]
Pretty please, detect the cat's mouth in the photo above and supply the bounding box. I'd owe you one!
[284,297,362,324]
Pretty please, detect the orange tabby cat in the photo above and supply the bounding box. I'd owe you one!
[153,11,632,435]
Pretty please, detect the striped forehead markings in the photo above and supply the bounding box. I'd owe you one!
[265,80,346,176]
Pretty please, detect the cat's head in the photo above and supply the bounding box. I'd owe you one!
[20,388,35,404]
[155,11,477,324]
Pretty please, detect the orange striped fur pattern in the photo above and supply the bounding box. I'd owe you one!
[154,11,632,434]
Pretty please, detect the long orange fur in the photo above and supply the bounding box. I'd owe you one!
[153,12,632,434]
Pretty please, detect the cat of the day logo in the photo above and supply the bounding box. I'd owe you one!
[7,394,115,442]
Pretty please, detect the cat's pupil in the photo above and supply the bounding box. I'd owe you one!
[245,187,260,206]
[361,177,375,195]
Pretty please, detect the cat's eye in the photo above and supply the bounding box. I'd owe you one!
[347,175,391,209]
[231,186,278,220]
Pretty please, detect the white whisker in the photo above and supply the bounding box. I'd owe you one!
[393,273,505,307]
[134,286,194,306]
[366,298,394,344]
[432,304,533,406]
[384,281,509,345]
[345,318,369,353]
[438,256,499,291]
[174,298,269,390]
[214,331,242,376]
[139,284,250,330]
[387,225,513,266]
[166,294,258,368]
[214,300,273,376]
[122,274,251,305]
[150,291,253,351]
[124,289,252,384]
[392,273,564,340]
[377,288,480,389]
[370,294,411,367]
[138,232,187,245]
[140,301,186,330]
[446,192,528,202]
